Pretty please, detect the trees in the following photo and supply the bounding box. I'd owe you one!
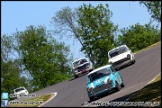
[139,1,161,23]
[1,25,73,93]
[16,25,72,90]
[117,22,160,52]
[51,3,117,68]
[1,35,28,96]
[76,3,118,68]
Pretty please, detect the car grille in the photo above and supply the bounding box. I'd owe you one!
[93,83,111,94]
[113,57,129,65]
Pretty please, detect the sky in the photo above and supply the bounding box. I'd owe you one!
[1,1,160,61]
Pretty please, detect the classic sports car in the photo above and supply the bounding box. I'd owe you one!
[86,64,124,101]
[108,45,135,70]
[72,57,93,78]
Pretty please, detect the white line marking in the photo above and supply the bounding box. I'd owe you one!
[38,92,57,107]
[147,73,161,85]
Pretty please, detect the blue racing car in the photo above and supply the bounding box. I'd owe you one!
[86,64,125,101]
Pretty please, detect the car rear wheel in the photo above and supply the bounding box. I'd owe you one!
[121,83,125,87]
[121,79,125,87]
[115,81,121,91]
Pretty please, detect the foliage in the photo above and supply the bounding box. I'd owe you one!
[76,3,118,68]
[15,25,72,90]
[1,35,28,99]
[51,6,84,50]
[1,25,73,94]
[51,3,118,68]
[139,1,161,23]
[117,22,160,52]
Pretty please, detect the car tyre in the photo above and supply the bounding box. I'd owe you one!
[121,79,125,87]
[121,82,125,87]
[115,81,121,91]
[75,75,78,78]
[115,67,119,71]
[131,59,135,64]
[89,96,95,101]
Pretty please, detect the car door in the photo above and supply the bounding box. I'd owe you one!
[110,66,122,85]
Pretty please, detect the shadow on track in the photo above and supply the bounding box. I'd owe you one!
[116,61,135,71]
[68,72,89,81]
[68,77,76,81]
[81,91,137,107]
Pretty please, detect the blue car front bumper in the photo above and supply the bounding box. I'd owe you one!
[88,84,116,97]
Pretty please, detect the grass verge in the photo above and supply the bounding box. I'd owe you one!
[128,74,161,107]
[134,41,161,54]
[8,94,53,107]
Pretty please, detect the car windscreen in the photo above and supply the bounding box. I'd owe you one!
[109,49,119,58]
[73,59,87,67]
[14,87,25,92]
[109,46,127,58]
[88,68,111,83]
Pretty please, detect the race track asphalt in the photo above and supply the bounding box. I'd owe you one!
[14,43,161,107]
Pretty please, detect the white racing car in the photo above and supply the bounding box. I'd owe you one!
[72,57,93,78]
[108,45,135,70]
[13,86,29,98]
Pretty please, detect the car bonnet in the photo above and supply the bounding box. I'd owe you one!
[109,51,130,62]
[87,76,110,88]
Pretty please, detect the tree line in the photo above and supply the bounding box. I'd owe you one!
[1,26,73,97]
[1,1,161,97]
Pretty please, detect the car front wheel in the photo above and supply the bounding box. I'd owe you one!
[89,96,95,101]
[131,59,135,64]
[75,76,78,78]
[74,75,78,78]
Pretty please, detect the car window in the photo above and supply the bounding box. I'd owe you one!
[14,87,25,92]
[109,46,128,58]
[86,76,90,84]
[109,49,119,58]
[73,59,87,67]
[88,68,111,83]
[110,66,116,72]
[118,46,127,54]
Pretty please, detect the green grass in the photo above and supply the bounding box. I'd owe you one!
[128,74,161,107]
[8,94,53,107]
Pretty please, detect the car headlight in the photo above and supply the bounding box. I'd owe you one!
[87,87,93,91]
[108,79,112,83]
[127,54,131,59]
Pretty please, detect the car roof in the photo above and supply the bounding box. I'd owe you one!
[87,64,112,76]
[72,57,87,63]
[108,44,127,53]
[13,86,25,90]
